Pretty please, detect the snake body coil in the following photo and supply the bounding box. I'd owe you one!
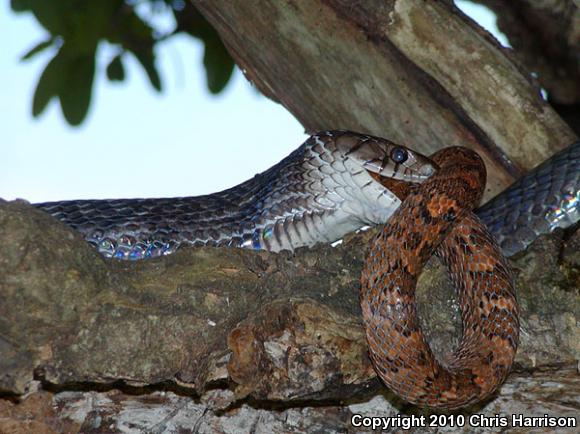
[361,147,518,409]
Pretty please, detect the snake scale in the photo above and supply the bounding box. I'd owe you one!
[35,131,580,409]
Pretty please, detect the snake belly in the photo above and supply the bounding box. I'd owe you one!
[361,147,519,409]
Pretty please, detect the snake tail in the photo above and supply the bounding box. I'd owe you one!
[360,147,519,409]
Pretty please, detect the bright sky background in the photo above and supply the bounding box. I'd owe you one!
[1,1,506,202]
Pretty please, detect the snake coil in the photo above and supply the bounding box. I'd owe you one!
[362,147,519,409]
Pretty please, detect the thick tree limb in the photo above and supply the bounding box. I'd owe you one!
[1,200,578,401]
[1,368,578,433]
[193,0,576,202]
[472,0,580,136]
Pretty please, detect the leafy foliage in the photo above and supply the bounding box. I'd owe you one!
[11,0,236,126]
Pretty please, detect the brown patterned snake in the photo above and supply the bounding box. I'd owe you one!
[362,146,519,409]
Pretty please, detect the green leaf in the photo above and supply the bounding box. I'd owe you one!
[76,0,119,50]
[106,54,125,82]
[176,4,235,94]
[32,50,63,117]
[10,0,32,12]
[134,49,162,92]
[112,7,162,92]
[21,38,54,61]
[203,34,234,94]
[176,4,213,40]
[59,51,96,126]
[17,0,71,36]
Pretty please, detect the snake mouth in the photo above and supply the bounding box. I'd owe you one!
[368,171,421,201]
[361,158,437,182]
[364,159,439,200]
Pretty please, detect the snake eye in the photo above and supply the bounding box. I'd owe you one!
[390,147,408,163]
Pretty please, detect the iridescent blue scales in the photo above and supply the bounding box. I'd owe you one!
[35,131,436,259]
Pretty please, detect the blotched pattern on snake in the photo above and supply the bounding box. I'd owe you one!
[361,147,518,409]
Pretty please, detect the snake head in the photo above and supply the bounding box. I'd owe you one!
[340,133,437,183]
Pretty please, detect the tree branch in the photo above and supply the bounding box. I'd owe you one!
[193,0,576,201]
[1,199,577,400]
[472,0,580,106]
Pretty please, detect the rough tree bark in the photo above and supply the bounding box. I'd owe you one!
[1,1,579,433]
[472,0,580,135]
[194,0,576,199]
[472,0,580,106]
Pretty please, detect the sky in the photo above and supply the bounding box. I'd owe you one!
[1,1,506,202]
